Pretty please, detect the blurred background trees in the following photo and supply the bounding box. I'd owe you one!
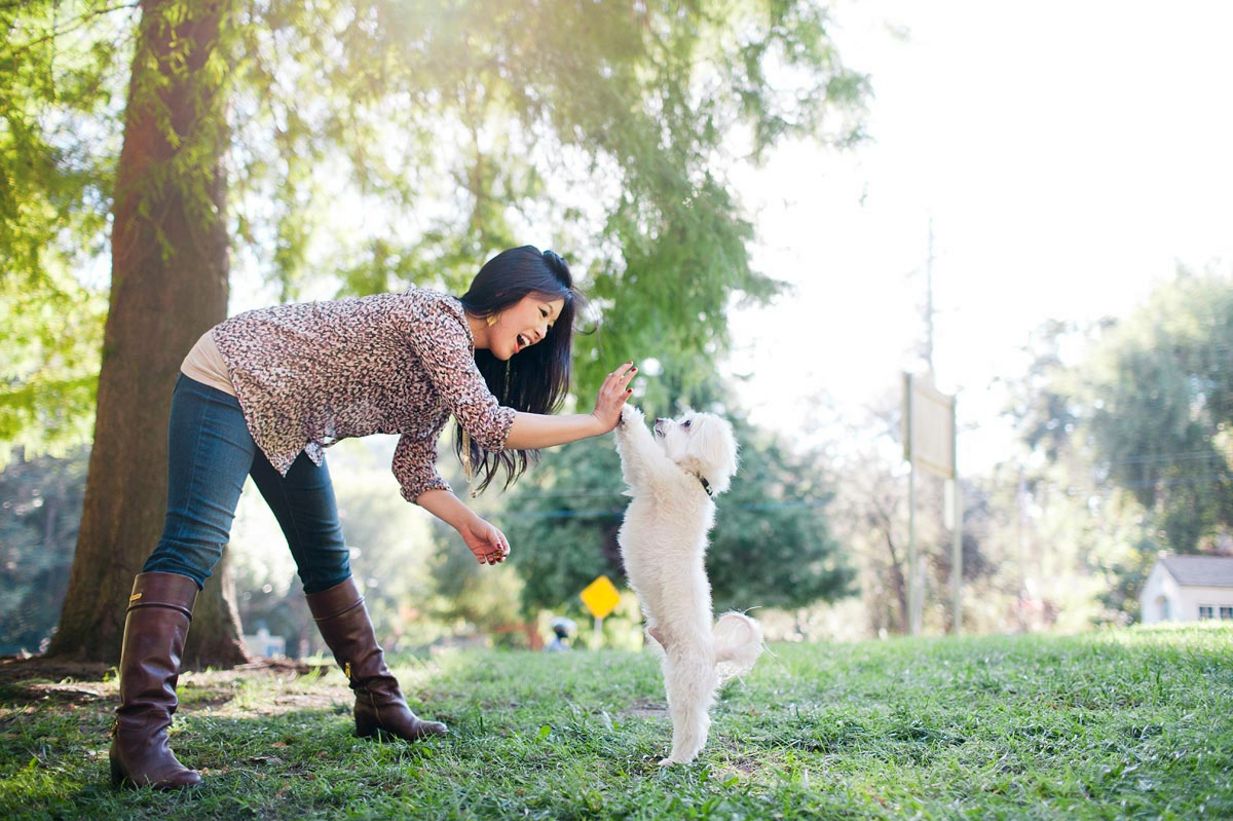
[0,450,86,655]
[1006,271,1233,626]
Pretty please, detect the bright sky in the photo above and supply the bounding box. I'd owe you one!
[727,0,1233,472]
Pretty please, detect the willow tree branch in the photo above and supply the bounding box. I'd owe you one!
[3,1,139,58]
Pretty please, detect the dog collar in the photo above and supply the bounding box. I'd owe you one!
[698,476,713,497]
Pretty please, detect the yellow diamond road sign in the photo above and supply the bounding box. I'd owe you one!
[580,575,621,619]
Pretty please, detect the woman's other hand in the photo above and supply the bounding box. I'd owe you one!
[459,516,511,565]
[591,361,637,432]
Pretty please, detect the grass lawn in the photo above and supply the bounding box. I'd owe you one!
[1,624,1230,819]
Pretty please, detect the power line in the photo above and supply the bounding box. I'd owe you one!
[501,498,831,521]
[1098,450,1231,466]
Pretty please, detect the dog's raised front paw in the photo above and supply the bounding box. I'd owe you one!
[620,404,645,428]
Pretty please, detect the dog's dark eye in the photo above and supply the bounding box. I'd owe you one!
[683,420,691,428]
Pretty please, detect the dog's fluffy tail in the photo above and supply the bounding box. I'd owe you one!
[712,612,763,683]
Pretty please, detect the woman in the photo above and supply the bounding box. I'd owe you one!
[110,246,637,789]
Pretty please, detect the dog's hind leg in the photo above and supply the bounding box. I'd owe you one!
[660,648,718,765]
[648,625,668,649]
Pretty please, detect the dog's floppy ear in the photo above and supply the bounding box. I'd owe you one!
[690,415,739,494]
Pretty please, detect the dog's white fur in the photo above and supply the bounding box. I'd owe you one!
[615,405,764,765]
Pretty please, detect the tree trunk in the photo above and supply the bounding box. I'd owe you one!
[883,529,908,634]
[49,0,247,668]
[183,558,246,669]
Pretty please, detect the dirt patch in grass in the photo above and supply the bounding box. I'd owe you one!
[0,656,111,685]
[0,658,113,706]
[0,655,337,713]
[13,681,110,705]
[272,691,345,709]
[620,698,668,719]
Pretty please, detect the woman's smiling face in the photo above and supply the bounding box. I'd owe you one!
[487,295,565,360]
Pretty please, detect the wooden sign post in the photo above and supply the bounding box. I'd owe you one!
[903,373,961,636]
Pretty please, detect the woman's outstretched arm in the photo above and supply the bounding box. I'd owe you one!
[503,362,637,450]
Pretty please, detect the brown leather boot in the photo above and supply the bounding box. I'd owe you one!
[109,572,202,789]
[306,577,447,741]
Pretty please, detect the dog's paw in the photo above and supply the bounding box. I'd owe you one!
[620,404,645,428]
[658,753,696,767]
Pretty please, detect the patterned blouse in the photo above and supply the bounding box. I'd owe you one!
[211,288,516,503]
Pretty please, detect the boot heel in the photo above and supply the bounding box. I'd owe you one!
[355,710,379,738]
[110,754,128,788]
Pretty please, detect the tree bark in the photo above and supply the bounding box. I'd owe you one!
[49,0,247,668]
[183,559,246,669]
[878,512,909,634]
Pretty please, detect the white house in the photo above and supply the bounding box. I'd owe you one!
[1139,555,1233,624]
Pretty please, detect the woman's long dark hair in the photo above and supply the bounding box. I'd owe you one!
[457,245,583,492]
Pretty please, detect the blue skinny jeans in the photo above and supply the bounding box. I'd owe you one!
[143,374,350,594]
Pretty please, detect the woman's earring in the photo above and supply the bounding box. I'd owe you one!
[486,314,498,327]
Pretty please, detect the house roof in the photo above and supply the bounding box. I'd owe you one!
[1159,555,1233,587]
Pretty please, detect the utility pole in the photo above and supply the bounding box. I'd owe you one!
[926,216,935,375]
[909,219,935,636]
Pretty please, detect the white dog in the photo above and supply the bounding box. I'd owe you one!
[615,405,764,765]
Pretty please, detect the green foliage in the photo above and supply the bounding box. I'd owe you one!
[0,2,127,278]
[1,0,237,466]
[499,434,625,617]
[426,547,526,644]
[4,0,869,463]
[0,280,104,465]
[0,1,128,466]
[706,422,853,612]
[502,412,852,616]
[1082,272,1233,552]
[2,627,1232,817]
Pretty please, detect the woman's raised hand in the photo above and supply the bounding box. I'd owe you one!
[592,361,637,432]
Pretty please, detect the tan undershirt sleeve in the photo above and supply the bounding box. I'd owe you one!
[180,329,236,396]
